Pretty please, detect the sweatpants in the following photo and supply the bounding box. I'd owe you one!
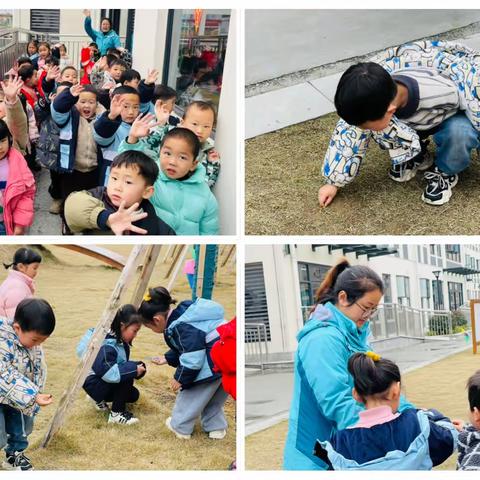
[84,377,140,413]
[0,405,34,454]
[170,378,228,435]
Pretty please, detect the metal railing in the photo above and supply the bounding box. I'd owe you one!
[0,28,126,79]
[245,322,269,372]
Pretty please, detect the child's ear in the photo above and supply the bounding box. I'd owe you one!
[12,322,21,336]
[387,103,397,114]
[189,159,199,172]
[391,381,401,400]
[142,185,154,200]
[473,407,480,423]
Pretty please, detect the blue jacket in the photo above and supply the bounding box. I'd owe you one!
[283,302,414,470]
[51,88,102,175]
[317,408,458,470]
[84,17,121,56]
[164,298,225,389]
[80,332,140,402]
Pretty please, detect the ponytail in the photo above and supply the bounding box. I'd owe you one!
[314,258,350,305]
[4,247,42,270]
[138,286,177,324]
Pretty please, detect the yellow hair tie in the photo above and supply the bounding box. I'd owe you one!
[365,351,381,362]
[143,292,152,302]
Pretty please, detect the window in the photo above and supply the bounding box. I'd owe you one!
[245,262,270,341]
[402,245,409,260]
[396,276,411,306]
[30,9,60,33]
[446,244,461,263]
[382,274,392,304]
[297,262,330,309]
[432,280,444,310]
[448,282,464,310]
[420,278,431,310]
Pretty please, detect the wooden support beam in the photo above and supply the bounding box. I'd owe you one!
[130,245,162,307]
[167,245,189,291]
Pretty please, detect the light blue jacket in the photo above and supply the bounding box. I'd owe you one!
[283,302,413,470]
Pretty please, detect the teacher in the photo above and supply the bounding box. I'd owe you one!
[83,9,121,56]
[283,259,413,470]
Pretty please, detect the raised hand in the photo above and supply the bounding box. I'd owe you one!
[0,75,24,103]
[128,113,162,142]
[108,94,125,120]
[145,68,159,85]
[154,103,170,126]
[83,9,91,17]
[46,65,61,82]
[106,201,148,235]
[98,56,108,71]
[70,83,84,97]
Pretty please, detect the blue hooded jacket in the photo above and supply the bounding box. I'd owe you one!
[283,302,414,470]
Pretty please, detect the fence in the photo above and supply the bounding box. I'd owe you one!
[245,322,269,372]
[0,28,126,79]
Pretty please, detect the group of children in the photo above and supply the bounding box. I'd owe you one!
[0,248,234,470]
[0,36,222,235]
[315,351,480,471]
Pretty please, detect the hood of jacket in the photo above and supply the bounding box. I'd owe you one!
[298,302,371,353]
[167,297,224,333]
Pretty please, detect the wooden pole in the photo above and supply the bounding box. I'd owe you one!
[161,245,173,263]
[167,245,188,291]
[41,245,152,448]
[194,245,207,299]
[221,245,235,268]
[164,244,186,279]
[130,245,162,307]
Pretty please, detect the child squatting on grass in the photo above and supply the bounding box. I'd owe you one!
[78,305,146,426]
[452,370,480,470]
[315,352,458,470]
[139,287,228,440]
[0,298,56,471]
[64,150,176,235]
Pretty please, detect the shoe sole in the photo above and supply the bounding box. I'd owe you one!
[422,177,458,206]
[208,431,227,440]
[108,418,139,425]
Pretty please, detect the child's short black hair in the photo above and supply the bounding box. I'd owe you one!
[105,54,118,68]
[57,81,73,89]
[14,298,56,336]
[139,286,176,324]
[111,150,159,186]
[18,64,36,82]
[0,119,13,146]
[120,69,141,85]
[17,56,33,67]
[183,100,216,124]
[80,84,98,97]
[110,304,142,345]
[108,58,127,70]
[161,127,200,159]
[61,65,76,76]
[4,247,42,270]
[112,85,140,100]
[45,55,60,67]
[467,370,480,411]
[153,84,177,103]
[27,39,38,52]
[334,62,397,126]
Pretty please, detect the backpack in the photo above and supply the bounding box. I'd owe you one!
[36,114,62,171]
[76,327,94,359]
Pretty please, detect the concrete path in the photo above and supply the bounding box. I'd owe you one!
[245,335,472,436]
[246,33,480,139]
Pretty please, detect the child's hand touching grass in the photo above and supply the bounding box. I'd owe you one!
[318,184,338,207]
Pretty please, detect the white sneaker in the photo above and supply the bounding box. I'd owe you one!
[208,429,227,440]
[108,411,139,425]
[165,416,191,439]
[86,395,109,411]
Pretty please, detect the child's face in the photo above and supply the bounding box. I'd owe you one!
[17,262,40,279]
[469,407,480,429]
[13,323,49,349]
[61,68,77,84]
[181,106,214,144]
[145,314,167,334]
[124,78,140,90]
[89,45,98,58]
[38,45,50,59]
[76,91,97,119]
[359,105,396,131]
[106,164,154,208]
[156,98,175,114]
[160,137,198,179]
[121,323,141,344]
[109,64,126,81]
[26,71,38,88]
[120,93,140,123]
[59,45,67,56]
[27,43,37,55]
[0,136,9,158]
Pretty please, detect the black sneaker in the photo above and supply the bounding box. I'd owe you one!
[2,451,33,471]
[389,150,433,182]
[422,167,458,205]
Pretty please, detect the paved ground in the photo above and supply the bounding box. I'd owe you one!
[245,335,472,435]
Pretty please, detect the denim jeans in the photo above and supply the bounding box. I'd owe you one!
[0,405,34,454]
[433,112,480,175]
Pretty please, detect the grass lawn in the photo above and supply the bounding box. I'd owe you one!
[246,112,480,235]
[245,349,478,470]
[1,245,236,470]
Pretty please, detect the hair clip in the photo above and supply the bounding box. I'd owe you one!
[143,292,151,302]
[365,351,381,362]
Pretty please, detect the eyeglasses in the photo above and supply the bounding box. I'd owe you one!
[354,302,378,318]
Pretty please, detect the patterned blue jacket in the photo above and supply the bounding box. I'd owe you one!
[323,40,480,187]
[164,298,225,389]
[0,318,46,416]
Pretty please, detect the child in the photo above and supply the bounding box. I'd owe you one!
[36,42,51,71]
[0,248,41,319]
[57,44,72,70]
[26,40,39,69]
[453,370,480,470]
[78,304,146,425]
[51,84,102,212]
[0,121,35,235]
[315,352,458,470]
[59,66,77,85]
[0,298,56,470]
[102,58,127,89]
[93,85,140,183]
[121,125,218,235]
[64,150,175,235]
[80,43,98,85]
[120,69,141,89]
[140,287,228,440]
[152,84,180,127]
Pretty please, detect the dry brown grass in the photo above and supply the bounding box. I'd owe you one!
[2,245,236,470]
[245,349,478,470]
[245,113,480,235]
